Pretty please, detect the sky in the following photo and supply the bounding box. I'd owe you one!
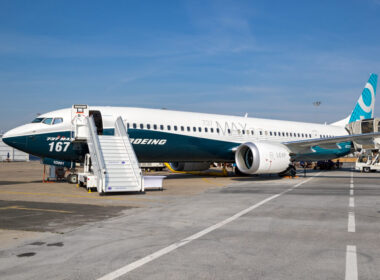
[1,0,380,131]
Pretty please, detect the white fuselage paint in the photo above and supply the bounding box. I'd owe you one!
[15,106,348,144]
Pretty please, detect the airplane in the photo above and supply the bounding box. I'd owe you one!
[2,74,379,180]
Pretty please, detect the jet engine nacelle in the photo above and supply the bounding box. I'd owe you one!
[169,162,211,171]
[235,142,291,174]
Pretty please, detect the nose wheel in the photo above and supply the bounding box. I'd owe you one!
[66,173,78,184]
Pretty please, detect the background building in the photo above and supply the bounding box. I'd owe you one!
[0,133,29,161]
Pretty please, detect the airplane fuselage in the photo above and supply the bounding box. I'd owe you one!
[3,106,352,163]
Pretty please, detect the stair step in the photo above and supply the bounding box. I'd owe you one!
[104,160,133,164]
[105,185,140,190]
[103,153,129,161]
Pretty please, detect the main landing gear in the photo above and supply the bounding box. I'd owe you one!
[278,164,297,177]
[234,166,250,176]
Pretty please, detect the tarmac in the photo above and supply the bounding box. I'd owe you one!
[0,161,379,279]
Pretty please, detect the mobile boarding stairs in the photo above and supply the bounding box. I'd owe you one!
[72,105,164,194]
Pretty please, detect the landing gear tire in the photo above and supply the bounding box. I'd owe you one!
[363,167,371,173]
[67,173,78,184]
[234,166,249,176]
[279,165,296,177]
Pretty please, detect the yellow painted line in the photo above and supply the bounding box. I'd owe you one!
[0,190,152,202]
[164,163,228,177]
[0,205,73,214]
[201,178,225,187]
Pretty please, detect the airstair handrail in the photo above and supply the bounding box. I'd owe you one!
[86,116,106,191]
[115,117,142,187]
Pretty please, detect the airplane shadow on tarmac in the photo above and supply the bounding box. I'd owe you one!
[0,180,42,186]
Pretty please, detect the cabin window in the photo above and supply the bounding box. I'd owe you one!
[181,126,184,131]
[242,130,245,135]
[193,127,196,132]
[31,117,44,123]
[140,124,144,129]
[211,128,214,133]
[301,133,304,137]
[167,125,171,130]
[153,124,157,130]
[53,118,63,125]
[227,129,231,134]
[160,125,164,130]
[127,123,130,129]
[205,127,208,132]
[297,133,300,137]
[309,134,312,138]
[217,128,220,133]
[42,118,53,125]
[260,131,262,135]
[198,127,202,132]
[174,125,177,131]
[147,124,151,129]
[270,131,272,136]
[133,123,137,129]
[187,126,190,132]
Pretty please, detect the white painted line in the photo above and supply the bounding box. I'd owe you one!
[349,197,355,208]
[348,212,356,233]
[350,183,354,189]
[97,173,321,280]
[350,189,354,196]
[345,245,358,280]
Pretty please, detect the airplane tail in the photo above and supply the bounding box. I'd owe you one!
[331,73,378,127]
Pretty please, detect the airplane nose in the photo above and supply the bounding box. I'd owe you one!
[2,129,27,151]
[2,131,11,146]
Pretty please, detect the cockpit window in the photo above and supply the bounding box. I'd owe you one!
[53,118,63,125]
[31,118,44,123]
[42,118,53,125]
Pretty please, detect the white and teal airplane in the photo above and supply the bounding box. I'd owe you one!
[3,74,379,176]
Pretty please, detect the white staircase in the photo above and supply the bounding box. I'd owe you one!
[86,116,143,193]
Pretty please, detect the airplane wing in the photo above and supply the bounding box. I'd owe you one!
[283,132,380,154]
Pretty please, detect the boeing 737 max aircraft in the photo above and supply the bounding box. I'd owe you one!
[2,74,379,176]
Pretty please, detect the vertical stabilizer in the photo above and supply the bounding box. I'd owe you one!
[349,73,377,123]
[331,74,378,127]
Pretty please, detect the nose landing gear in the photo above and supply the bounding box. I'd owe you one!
[66,172,78,184]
